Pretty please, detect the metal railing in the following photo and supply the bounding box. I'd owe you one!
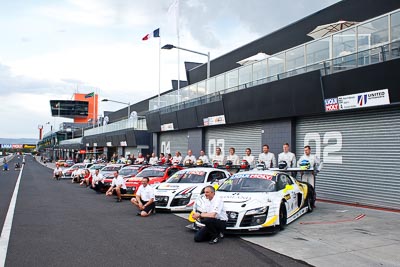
[84,117,147,136]
[149,40,400,115]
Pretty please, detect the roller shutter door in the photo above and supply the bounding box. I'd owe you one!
[296,107,400,210]
[159,131,188,155]
[205,123,262,159]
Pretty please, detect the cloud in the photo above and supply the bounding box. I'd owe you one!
[0,63,64,95]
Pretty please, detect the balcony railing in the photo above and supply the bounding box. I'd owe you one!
[148,8,400,113]
[84,117,147,136]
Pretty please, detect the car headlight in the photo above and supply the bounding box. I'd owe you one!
[174,192,192,199]
[245,206,268,216]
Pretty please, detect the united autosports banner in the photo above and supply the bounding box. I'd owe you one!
[325,89,390,112]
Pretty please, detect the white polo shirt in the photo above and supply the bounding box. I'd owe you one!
[136,184,155,201]
[203,194,228,221]
[278,152,296,167]
[53,167,63,175]
[183,155,196,164]
[111,176,127,189]
[226,154,240,165]
[242,155,255,166]
[172,156,182,164]
[298,154,320,170]
[149,156,158,165]
[258,152,277,168]
[211,154,224,165]
[198,155,209,164]
[92,172,104,184]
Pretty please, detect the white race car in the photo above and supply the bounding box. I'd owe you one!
[188,169,315,233]
[154,167,231,211]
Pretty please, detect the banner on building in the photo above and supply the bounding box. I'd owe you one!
[161,123,174,131]
[203,115,226,126]
[325,89,390,112]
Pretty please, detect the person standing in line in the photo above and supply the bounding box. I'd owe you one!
[258,144,276,168]
[211,147,224,165]
[183,149,197,166]
[198,150,209,165]
[278,143,296,167]
[172,151,183,164]
[149,153,158,165]
[297,145,320,188]
[225,147,240,165]
[159,153,166,164]
[242,148,255,166]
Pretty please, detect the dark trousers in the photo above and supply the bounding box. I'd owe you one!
[194,218,226,242]
[92,182,105,192]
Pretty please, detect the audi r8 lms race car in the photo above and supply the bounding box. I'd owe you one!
[62,163,93,178]
[155,167,231,212]
[123,165,183,197]
[188,170,315,233]
[99,163,126,178]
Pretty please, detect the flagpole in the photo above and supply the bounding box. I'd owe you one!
[93,90,96,129]
[176,0,180,109]
[158,36,161,108]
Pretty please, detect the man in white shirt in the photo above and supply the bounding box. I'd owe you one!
[242,147,255,166]
[172,151,183,164]
[226,147,240,165]
[53,163,63,180]
[192,186,228,244]
[105,171,127,202]
[91,169,105,192]
[278,143,296,167]
[198,150,209,165]
[149,153,158,165]
[258,144,277,168]
[135,153,145,164]
[130,177,156,217]
[183,149,196,166]
[298,145,321,188]
[211,147,224,165]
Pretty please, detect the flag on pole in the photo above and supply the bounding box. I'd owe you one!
[85,92,94,98]
[142,28,160,41]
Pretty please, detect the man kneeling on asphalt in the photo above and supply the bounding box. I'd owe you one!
[105,170,126,202]
[130,177,156,217]
[192,186,228,244]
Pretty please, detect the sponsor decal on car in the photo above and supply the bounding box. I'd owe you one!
[233,173,273,180]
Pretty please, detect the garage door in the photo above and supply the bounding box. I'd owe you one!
[205,123,262,159]
[296,107,400,210]
[159,131,188,156]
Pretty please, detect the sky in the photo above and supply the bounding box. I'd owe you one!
[0,0,339,139]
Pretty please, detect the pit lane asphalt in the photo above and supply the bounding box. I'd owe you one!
[0,158,19,232]
[3,157,310,267]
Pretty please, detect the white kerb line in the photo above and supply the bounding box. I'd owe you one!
[0,165,24,266]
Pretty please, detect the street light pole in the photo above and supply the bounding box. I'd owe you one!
[161,44,210,80]
[101,99,131,120]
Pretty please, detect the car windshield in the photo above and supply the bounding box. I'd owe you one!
[101,166,121,171]
[166,170,206,183]
[219,177,276,192]
[120,168,138,176]
[90,165,104,170]
[136,169,165,177]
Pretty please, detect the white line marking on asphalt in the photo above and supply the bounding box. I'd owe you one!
[0,165,24,266]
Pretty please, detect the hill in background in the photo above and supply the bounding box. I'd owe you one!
[0,138,38,144]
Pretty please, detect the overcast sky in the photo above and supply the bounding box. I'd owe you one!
[0,0,339,139]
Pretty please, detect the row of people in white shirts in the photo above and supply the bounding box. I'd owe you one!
[168,143,319,169]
